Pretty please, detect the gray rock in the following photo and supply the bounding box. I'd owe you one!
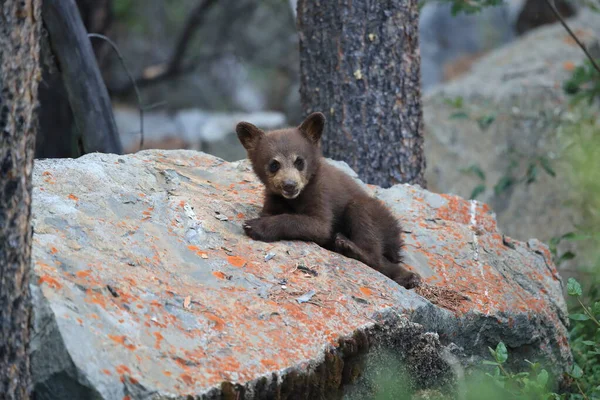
[423,12,600,268]
[419,0,521,91]
[30,150,570,399]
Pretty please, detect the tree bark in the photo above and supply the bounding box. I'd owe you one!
[0,0,42,398]
[297,0,426,188]
[36,0,115,159]
[42,0,123,155]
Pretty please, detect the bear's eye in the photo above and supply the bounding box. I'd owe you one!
[268,160,280,173]
[294,158,305,171]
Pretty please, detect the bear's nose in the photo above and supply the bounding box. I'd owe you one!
[282,180,297,192]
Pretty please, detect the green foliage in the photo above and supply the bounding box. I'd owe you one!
[434,6,600,399]
[558,107,600,232]
[568,277,583,297]
[366,277,600,399]
[447,95,558,200]
[459,164,487,199]
[470,184,486,200]
[563,59,600,105]
[113,0,146,33]
[564,278,600,399]
[460,164,485,181]
[552,104,600,281]
[477,114,496,131]
[467,278,600,400]
[476,342,556,399]
[548,232,590,267]
[458,154,557,201]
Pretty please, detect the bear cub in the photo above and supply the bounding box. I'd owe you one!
[235,112,421,289]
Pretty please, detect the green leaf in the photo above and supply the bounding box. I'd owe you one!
[526,163,538,184]
[569,313,590,321]
[460,164,486,180]
[548,236,561,257]
[495,342,508,364]
[539,156,556,177]
[470,184,486,200]
[549,236,562,246]
[537,369,549,386]
[558,251,576,265]
[581,340,596,346]
[562,231,595,241]
[569,363,583,379]
[477,114,496,130]
[450,111,469,120]
[593,301,600,316]
[444,96,464,108]
[494,176,515,195]
[567,277,583,296]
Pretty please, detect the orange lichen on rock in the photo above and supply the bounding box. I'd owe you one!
[109,335,136,351]
[436,194,471,225]
[180,374,194,385]
[76,270,92,278]
[29,150,571,397]
[153,331,164,350]
[38,275,62,289]
[212,271,228,279]
[227,256,246,267]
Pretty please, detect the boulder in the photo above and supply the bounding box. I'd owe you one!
[419,0,519,91]
[423,12,600,264]
[31,150,570,399]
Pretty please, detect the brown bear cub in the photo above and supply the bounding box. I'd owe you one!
[235,112,421,289]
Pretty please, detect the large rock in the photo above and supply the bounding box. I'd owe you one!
[30,150,570,399]
[423,12,600,263]
[419,0,519,91]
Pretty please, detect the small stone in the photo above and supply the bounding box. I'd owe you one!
[215,211,228,221]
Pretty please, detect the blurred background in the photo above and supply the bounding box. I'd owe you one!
[38,0,599,288]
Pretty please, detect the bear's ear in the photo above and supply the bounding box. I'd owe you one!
[299,112,325,145]
[236,122,265,152]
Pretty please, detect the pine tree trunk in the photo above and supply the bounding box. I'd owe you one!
[297,0,426,188]
[0,1,42,398]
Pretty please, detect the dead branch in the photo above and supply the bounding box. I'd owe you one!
[110,0,219,95]
[544,0,600,75]
[88,33,146,150]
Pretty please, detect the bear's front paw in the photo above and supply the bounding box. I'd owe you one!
[242,218,272,242]
[393,271,422,290]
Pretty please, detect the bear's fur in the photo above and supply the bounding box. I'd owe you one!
[236,112,421,289]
